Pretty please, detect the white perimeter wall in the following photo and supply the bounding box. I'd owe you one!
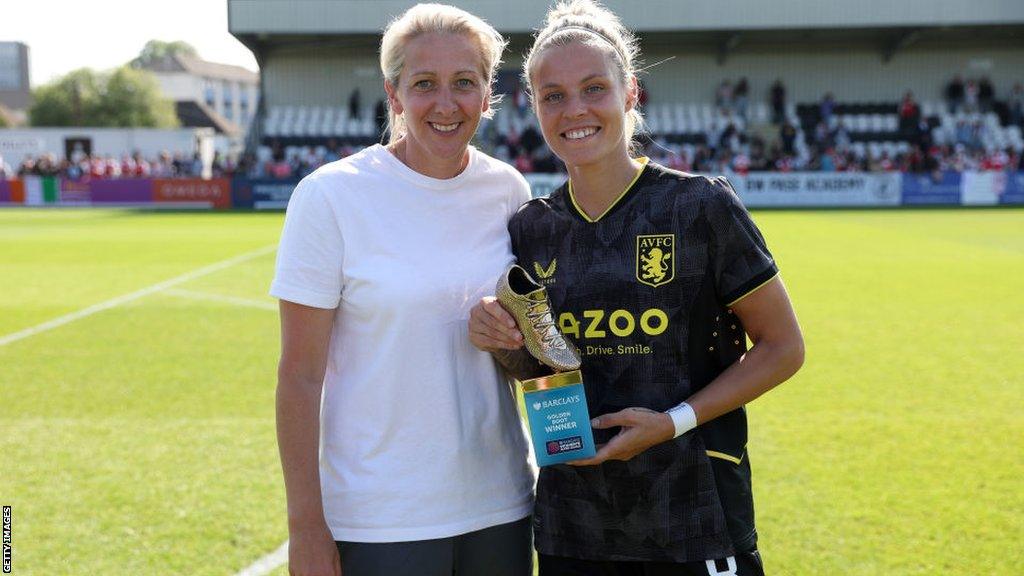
[0,128,212,167]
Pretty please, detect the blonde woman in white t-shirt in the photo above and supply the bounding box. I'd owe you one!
[271,5,535,576]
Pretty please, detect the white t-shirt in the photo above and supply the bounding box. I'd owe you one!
[270,144,536,542]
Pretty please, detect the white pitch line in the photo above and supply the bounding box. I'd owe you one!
[163,288,278,311]
[0,244,278,348]
[235,539,289,576]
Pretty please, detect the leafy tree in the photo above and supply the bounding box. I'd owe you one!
[131,40,199,68]
[29,66,178,128]
[29,68,102,127]
[93,67,178,128]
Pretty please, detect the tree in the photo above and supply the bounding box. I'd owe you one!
[29,66,178,128]
[131,40,199,68]
[29,68,102,127]
[93,67,179,128]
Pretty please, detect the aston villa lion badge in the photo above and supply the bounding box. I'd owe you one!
[636,234,675,287]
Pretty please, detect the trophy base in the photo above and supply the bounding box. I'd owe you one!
[521,370,597,466]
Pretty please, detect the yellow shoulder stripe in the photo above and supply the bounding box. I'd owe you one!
[726,271,780,307]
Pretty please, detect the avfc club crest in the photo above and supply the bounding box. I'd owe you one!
[636,234,675,287]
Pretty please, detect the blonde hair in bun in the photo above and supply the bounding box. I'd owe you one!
[523,0,645,147]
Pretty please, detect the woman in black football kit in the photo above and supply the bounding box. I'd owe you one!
[468,1,804,575]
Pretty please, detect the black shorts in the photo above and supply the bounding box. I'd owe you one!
[538,549,765,576]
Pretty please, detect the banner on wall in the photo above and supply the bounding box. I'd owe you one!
[90,179,152,203]
[59,179,92,204]
[0,179,15,203]
[2,172,1023,209]
[1001,171,1024,205]
[21,176,44,206]
[901,171,961,205]
[153,178,231,209]
[737,172,901,207]
[962,171,1004,206]
[250,180,300,210]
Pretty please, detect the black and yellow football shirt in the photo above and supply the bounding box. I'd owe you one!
[509,160,778,562]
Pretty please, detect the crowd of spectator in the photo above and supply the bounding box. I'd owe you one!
[1,150,242,180]
[7,77,1023,183]
[643,138,1022,176]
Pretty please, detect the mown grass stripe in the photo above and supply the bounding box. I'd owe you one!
[0,244,277,347]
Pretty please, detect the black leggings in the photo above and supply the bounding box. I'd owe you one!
[336,515,533,576]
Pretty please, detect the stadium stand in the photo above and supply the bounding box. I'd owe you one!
[250,79,1024,179]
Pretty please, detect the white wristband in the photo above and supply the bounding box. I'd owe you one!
[666,402,697,438]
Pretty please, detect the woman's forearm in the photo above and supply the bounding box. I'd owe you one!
[276,371,329,529]
[687,334,804,425]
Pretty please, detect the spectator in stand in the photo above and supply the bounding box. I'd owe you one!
[912,117,932,150]
[532,147,560,173]
[832,118,851,150]
[519,124,544,154]
[813,121,830,148]
[818,147,836,172]
[748,137,769,171]
[513,81,530,115]
[190,152,203,177]
[715,79,733,111]
[153,152,174,177]
[323,139,341,163]
[692,145,710,172]
[374,98,388,138]
[731,149,750,175]
[922,146,941,177]
[211,151,226,177]
[514,150,534,173]
[955,120,972,148]
[1009,82,1023,127]
[718,122,738,153]
[964,79,979,113]
[348,87,361,119]
[820,92,835,124]
[946,75,965,113]
[898,91,920,137]
[733,77,749,118]
[134,152,152,177]
[978,76,995,112]
[770,78,787,124]
[980,148,1009,171]
[780,120,797,155]
[878,151,896,172]
[105,156,122,178]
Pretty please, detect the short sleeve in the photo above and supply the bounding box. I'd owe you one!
[269,176,345,309]
[507,171,532,220]
[706,176,778,306]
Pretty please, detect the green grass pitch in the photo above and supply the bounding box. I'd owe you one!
[1,207,1021,575]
